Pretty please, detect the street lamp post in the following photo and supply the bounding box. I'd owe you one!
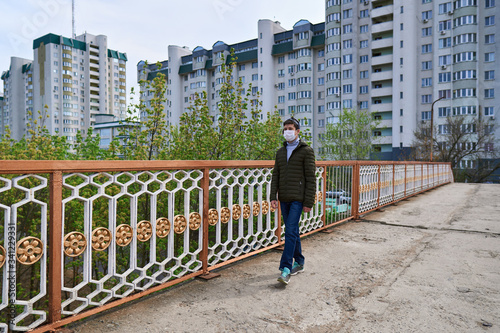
[429,96,445,162]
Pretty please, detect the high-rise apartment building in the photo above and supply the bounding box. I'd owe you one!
[1,33,127,142]
[141,0,497,162]
[0,57,34,140]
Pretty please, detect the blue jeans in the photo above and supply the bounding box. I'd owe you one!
[279,201,305,271]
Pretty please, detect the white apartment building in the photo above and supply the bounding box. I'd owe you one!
[139,0,497,162]
[1,57,34,140]
[1,32,127,143]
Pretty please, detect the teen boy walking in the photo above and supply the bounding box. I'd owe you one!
[271,117,316,285]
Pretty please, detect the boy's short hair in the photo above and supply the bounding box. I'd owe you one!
[283,117,300,130]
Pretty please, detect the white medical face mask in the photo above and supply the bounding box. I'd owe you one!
[283,130,296,141]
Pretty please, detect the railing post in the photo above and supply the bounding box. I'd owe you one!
[199,167,220,280]
[376,164,381,208]
[321,166,327,226]
[49,171,63,325]
[404,164,407,197]
[351,162,360,220]
[392,164,395,202]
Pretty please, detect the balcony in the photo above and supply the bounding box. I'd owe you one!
[372,54,393,66]
[371,70,392,81]
[372,4,394,18]
[371,86,393,98]
[371,102,393,113]
[373,135,392,145]
[372,37,393,50]
[371,21,393,33]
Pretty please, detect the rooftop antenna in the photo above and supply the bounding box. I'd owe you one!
[72,0,76,38]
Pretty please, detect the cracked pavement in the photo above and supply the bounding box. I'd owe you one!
[68,183,500,332]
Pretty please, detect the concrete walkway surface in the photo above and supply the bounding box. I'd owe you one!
[68,183,500,333]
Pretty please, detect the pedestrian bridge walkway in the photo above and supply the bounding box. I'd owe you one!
[70,183,500,332]
[0,160,453,332]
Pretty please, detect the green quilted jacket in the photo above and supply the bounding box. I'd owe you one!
[270,140,316,208]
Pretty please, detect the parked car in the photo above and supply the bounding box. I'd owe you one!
[325,190,351,204]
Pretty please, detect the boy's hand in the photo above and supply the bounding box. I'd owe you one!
[271,200,278,210]
[303,207,311,213]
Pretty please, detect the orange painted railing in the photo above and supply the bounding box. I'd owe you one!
[0,160,452,332]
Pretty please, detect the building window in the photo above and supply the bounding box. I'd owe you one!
[422,61,432,70]
[485,89,495,98]
[438,107,451,117]
[360,25,368,33]
[439,20,451,31]
[343,54,353,63]
[318,50,324,57]
[422,27,432,36]
[318,77,324,85]
[439,54,452,65]
[485,106,494,116]
[439,37,452,48]
[360,55,369,63]
[360,70,368,79]
[343,39,353,49]
[278,56,285,63]
[485,16,495,26]
[422,94,433,103]
[486,0,495,8]
[485,70,495,80]
[343,9,353,19]
[296,31,309,40]
[252,62,258,68]
[439,89,452,99]
[343,24,353,34]
[439,2,453,13]
[343,99,352,109]
[422,10,433,20]
[343,69,352,79]
[360,86,368,94]
[485,34,495,44]
[360,9,369,18]
[422,111,431,120]
[422,44,433,53]
[343,84,353,93]
[422,77,432,87]
[485,52,495,62]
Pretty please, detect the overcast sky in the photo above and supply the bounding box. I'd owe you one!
[0,0,325,96]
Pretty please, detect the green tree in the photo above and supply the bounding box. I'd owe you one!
[167,50,282,160]
[118,62,169,160]
[319,108,381,160]
[0,106,71,160]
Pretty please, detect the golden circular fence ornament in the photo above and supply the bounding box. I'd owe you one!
[189,212,202,231]
[317,191,323,202]
[137,221,153,242]
[232,204,241,220]
[208,209,218,226]
[63,232,87,257]
[156,218,171,238]
[174,215,187,234]
[0,245,6,269]
[270,202,276,213]
[220,207,230,223]
[116,224,133,246]
[92,227,111,251]
[243,204,251,219]
[261,201,269,215]
[252,202,260,216]
[16,236,43,265]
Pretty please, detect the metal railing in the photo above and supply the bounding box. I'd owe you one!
[0,160,453,332]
